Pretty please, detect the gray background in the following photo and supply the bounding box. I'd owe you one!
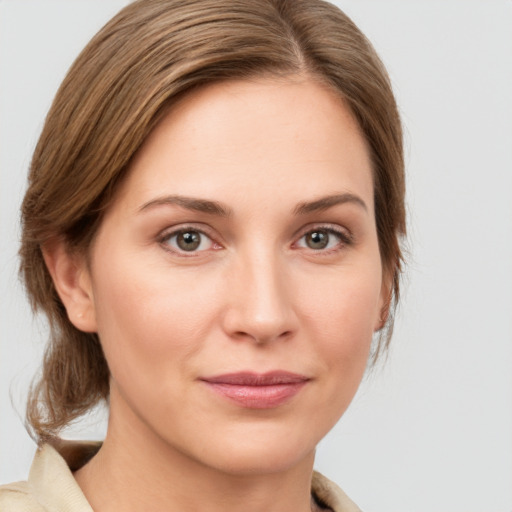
[1,1,511,511]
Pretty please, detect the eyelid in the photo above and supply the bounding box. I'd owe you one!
[292,223,354,250]
[158,224,222,256]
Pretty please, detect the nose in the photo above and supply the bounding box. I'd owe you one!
[221,249,298,344]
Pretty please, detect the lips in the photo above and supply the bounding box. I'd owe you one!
[200,371,309,409]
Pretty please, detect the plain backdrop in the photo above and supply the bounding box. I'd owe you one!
[1,1,511,511]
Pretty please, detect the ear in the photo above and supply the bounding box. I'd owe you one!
[42,239,97,333]
[374,266,394,332]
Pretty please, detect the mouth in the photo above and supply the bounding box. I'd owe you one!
[200,371,310,409]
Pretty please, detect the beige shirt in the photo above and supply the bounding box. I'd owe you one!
[0,441,361,512]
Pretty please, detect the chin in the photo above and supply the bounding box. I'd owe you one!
[202,441,315,476]
[173,419,322,476]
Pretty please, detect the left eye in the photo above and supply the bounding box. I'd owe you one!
[163,229,214,253]
[296,229,344,251]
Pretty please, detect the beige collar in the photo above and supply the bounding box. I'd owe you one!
[24,441,360,512]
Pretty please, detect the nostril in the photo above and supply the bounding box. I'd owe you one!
[220,263,299,343]
[231,328,293,345]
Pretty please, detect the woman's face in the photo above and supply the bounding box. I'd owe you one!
[77,77,387,474]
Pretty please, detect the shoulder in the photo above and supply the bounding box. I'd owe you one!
[0,441,99,512]
[311,471,362,512]
[0,481,46,511]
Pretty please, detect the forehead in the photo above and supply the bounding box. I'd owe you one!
[116,77,374,214]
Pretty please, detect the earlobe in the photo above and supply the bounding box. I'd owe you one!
[42,239,97,333]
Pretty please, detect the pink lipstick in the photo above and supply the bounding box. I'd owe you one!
[201,371,309,409]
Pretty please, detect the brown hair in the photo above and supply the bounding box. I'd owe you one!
[20,0,405,441]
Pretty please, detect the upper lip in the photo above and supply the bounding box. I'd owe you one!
[201,371,310,386]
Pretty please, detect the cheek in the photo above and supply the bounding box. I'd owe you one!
[299,261,382,343]
[316,287,375,379]
[296,262,381,400]
[89,255,221,384]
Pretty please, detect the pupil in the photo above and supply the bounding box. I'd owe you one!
[307,230,328,249]
[177,231,200,251]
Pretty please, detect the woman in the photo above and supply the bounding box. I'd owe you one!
[0,0,405,511]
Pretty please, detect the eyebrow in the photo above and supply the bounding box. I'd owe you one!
[138,195,232,217]
[293,193,368,215]
[138,192,367,217]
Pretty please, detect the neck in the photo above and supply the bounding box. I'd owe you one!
[74,392,317,512]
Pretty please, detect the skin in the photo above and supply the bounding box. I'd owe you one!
[46,77,389,512]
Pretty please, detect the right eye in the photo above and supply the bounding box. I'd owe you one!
[161,229,215,254]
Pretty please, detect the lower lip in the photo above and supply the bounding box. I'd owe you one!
[204,382,307,409]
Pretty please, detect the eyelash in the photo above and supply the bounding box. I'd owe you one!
[294,224,353,254]
[159,225,219,256]
[158,224,353,257]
